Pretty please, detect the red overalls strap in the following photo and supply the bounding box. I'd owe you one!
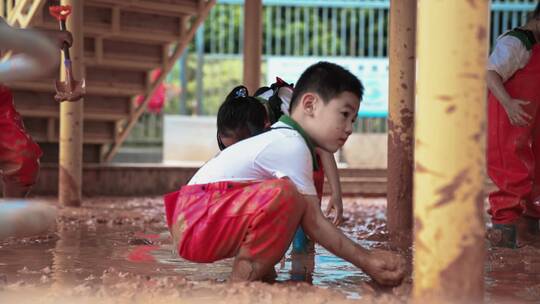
[487,43,540,224]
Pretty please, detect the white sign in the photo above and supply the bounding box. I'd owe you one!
[266,56,389,117]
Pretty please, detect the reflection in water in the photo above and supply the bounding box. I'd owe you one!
[0,196,539,303]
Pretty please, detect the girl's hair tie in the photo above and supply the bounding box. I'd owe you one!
[234,87,247,98]
[232,86,248,99]
[225,85,259,103]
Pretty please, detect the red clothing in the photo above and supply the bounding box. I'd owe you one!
[0,85,42,195]
[164,179,303,263]
[135,69,165,113]
[487,44,540,224]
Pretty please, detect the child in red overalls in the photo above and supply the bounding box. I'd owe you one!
[0,18,72,197]
[219,80,345,225]
[165,62,405,285]
[487,4,540,248]
[215,84,337,254]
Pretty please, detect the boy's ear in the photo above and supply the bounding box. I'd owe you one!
[300,92,318,116]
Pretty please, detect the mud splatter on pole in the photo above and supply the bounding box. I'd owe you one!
[387,0,416,250]
[59,0,83,207]
[413,0,489,302]
[242,0,262,94]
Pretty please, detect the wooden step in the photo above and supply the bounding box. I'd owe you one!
[23,117,117,144]
[10,81,143,97]
[36,3,187,43]
[38,143,104,163]
[88,0,200,17]
[84,37,165,70]
[86,66,147,92]
[13,90,131,121]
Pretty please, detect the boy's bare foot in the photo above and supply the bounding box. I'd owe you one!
[361,249,406,286]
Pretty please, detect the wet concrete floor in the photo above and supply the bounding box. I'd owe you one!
[0,196,539,303]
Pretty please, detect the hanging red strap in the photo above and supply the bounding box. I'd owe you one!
[48,5,72,21]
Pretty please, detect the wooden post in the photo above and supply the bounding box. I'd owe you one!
[413,0,489,302]
[387,0,416,250]
[242,0,262,94]
[59,0,83,207]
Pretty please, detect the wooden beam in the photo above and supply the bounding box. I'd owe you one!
[95,37,104,63]
[47,118,56,142]
[87,0,199,16]
[19,0,45,28]
[19,108,127,121]
[104,0,216,162]
[85,57,157,71]
[161,44,169,70]
[39,20,184,43]
[242,0,262,93]
[111,6,120,33]
[10,81,142,96]
[7,0,26,26]
[178,15,188,38]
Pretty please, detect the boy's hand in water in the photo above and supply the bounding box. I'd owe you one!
[362,249,406,286]
[325,194,344,226]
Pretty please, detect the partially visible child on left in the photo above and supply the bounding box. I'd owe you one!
[0,17,72,198]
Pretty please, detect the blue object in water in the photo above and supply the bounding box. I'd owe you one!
[292,227,308,253]
[0,200,28,213]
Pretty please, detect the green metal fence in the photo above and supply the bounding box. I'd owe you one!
[130,0,538,145]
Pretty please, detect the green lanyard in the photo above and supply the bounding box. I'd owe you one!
[278,115,319,171]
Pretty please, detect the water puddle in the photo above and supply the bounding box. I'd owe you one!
[0,196,538,303]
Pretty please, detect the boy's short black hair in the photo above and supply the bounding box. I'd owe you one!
[217,86,267,147]
[290,61,363,112]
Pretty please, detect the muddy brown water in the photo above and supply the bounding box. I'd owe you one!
[0,197,538,303]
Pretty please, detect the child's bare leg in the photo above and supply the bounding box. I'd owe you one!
[230,179,306,281]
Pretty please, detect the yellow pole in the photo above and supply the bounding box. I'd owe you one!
[59,0,83,207]
[242,0,262,94]
[413,1,489,302]
[387,0,416,250]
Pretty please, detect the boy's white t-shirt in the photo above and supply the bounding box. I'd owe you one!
[188,121,317,196]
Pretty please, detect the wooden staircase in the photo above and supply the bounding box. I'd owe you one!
[2,0,214,163]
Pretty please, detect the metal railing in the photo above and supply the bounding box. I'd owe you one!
[205,0,537,57]
[174,0,538,136]
[124,113,163,146]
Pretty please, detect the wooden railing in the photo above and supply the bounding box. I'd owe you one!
[1,0,44,27]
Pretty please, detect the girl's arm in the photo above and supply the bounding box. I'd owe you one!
[486,69,531,126]
[318,148,344,226]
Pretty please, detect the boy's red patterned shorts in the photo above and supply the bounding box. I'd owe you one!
[164,179,302,263]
